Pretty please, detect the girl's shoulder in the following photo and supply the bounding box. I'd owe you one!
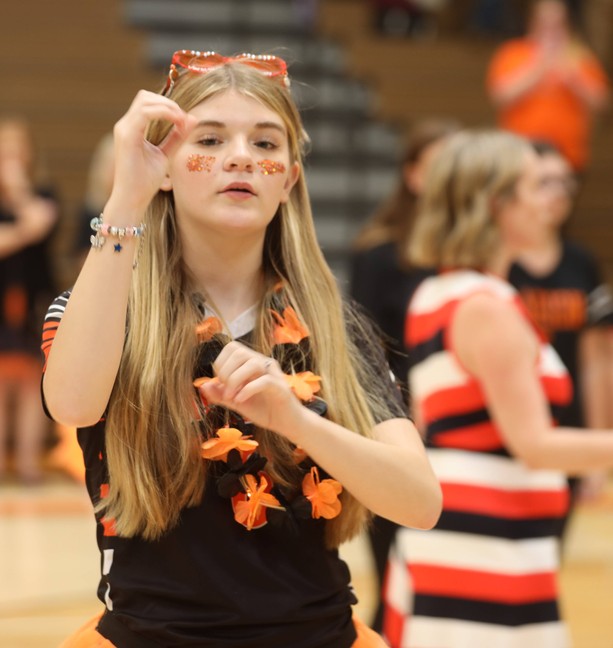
[410,270,515,313]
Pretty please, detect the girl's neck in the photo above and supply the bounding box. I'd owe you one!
[513,231,562,277]
[182,229,266,323]
[488,230,562,279]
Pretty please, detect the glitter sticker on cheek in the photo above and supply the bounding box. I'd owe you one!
[258,160,286,175]
[186,154,215,172]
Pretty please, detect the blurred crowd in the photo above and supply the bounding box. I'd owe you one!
[354,1,613,642]
[370,0,613,72]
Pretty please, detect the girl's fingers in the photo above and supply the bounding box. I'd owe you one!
[232,375,274,404]
[107,90,196,209]
[217,358,266,400]
[211,342,284,403]
[159,114,198,158]
[213,341,257,381]
[115,91,191,143]
[200,380,226,406]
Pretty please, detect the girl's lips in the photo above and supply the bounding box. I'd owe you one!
[221,182,256,195]
[222,189,256,201]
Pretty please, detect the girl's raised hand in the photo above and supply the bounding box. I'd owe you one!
[108,90,197,216]
[198,341,307,437]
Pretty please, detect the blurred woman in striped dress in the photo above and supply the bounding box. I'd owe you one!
[383,129,613,648]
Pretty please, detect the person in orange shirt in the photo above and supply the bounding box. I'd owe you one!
[486,0,609,171]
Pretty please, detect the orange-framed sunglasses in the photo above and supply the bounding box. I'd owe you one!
[162,50,290,96]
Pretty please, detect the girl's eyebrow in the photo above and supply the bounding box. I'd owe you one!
[194,120,285,134]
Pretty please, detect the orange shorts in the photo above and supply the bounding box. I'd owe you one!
[60,612,387,647]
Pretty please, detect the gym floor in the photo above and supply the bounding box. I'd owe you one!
[1,474,612,648]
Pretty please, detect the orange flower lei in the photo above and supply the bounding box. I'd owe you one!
[192,296,343,531]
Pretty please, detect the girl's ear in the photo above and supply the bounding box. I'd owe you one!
[160,175,173,192]
[279,162,300,204]
[490,191,509,219]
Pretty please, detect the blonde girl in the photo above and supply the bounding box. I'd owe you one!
[42,51,441,647]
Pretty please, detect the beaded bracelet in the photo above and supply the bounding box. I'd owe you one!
[90,215,146,254]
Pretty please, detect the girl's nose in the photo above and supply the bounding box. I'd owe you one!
[224,138,254,172]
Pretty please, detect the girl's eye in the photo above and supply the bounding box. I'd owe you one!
[255,140,278,150]
[198,136,221,146]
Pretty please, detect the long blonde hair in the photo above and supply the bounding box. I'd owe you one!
[409,130,530,269]
[100,61,394,548]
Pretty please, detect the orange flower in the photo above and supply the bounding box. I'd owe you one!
[193,376,219,411]
[292,446,308,464]
[302,466,342,519]
[196,316,223,342]
[284,371,322,401]
[271,306,309,344]
[201,427,259,462]
[233,474,282,530]
[193,376,218,389]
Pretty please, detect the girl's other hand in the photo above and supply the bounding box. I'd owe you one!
[199,341,306,436]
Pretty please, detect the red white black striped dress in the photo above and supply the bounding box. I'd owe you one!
[383,270,573,648]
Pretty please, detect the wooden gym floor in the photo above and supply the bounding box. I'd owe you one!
[1,473,612,647]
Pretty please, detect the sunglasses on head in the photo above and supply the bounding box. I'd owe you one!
[162,50,290,96]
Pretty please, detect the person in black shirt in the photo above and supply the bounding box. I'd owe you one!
[507,140,613,515]
[42,51,442,647]
[349,118,458,632]
[0,116,57,483]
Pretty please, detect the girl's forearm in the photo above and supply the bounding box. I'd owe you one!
[289,410,442,529]
[43,205,144,426]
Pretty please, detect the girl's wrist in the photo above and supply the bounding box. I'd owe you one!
[103,194,149,226]
[281,403,321,448]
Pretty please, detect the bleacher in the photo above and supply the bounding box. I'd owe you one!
[1,0,610,285]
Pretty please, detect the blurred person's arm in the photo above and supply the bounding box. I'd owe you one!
[489,60,550,107]
[557,52,610,111]
[0,151,57,256]
[576,327,613,499]
[0,196,57,257]
[487,43,554,108]
[452,292,613,472]
[579,327,613,430]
